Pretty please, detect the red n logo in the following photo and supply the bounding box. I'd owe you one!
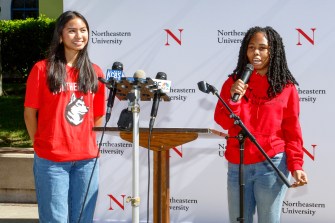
[171,146,183,158]
[108,194,126,210]
[302,145,317,161]
[296,28,316,45]
[164,29,184,46]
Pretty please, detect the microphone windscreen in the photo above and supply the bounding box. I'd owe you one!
[155,72,167,80]
[112,61,123,71]
[197,81,209,94]
[133,70,146,79]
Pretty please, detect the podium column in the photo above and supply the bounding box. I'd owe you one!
[153,149,170,223]
[96,127,223,223]
[120,128,207,223]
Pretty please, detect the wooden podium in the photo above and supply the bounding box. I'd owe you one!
[94,127,226,223]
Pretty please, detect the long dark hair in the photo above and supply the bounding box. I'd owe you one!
[46,11,98,93]
[231,26,298,98]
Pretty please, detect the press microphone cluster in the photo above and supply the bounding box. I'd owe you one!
[101,64,171,129]
[117,69,148,131]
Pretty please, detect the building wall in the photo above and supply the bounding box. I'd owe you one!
[0,0,63,20]
[0,0,11,20]
[39,0,62,19]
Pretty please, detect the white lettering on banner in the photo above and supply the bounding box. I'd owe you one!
[53,82,79,94]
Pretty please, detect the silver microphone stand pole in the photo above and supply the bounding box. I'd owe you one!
[130,85,140,223]
[117,77,158,223]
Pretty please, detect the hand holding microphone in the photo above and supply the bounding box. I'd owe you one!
[230,80,249,102]
[231,64,254,102]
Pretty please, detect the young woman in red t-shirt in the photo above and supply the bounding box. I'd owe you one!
[24,11,105,223]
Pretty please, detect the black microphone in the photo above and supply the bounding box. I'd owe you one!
[149,72,167,130]
[231,63,254,102]
[105,62,123,123]
[197,81,217,94]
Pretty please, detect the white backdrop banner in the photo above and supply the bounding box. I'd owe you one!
[63,0,334,222]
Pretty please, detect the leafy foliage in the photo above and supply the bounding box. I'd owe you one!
[0,16,55,80]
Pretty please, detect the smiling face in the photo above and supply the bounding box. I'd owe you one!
[60,17,88,62]
[247,32,270,75]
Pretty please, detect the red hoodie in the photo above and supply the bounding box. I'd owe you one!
[214,71,304,172]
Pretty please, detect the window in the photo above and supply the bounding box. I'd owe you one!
[11,0,39,20]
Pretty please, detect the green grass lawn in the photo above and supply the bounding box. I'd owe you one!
[0,82,32,147]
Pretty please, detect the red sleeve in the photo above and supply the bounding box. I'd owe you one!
[282,85,304,172]
[92,64,106,117]
[214,76,241,130]
[24,61,46,109]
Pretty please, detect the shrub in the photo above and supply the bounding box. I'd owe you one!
[0,16,55,82]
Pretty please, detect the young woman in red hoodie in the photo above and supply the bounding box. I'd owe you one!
[214,26,308,223]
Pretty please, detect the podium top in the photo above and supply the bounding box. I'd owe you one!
[94,127,225,134]
[94,127,227,151]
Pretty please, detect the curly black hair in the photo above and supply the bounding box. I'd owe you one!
[231,26,298,98]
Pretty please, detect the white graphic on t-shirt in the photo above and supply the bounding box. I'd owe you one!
[65,93,89,126]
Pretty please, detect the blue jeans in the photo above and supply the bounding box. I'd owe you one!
[227,152,290,223]
[33,154,99,223]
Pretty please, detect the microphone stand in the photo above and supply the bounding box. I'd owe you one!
[209,85,291,223]
[128,85,141,223]
[115,76,168,223]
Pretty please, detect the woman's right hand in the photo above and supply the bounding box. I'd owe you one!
[230,79,248,102]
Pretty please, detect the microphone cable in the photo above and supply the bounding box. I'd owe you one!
[78,77,117,223]
[77,120,107,223]
[146,124,154,223]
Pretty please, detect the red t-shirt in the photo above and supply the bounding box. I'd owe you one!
[214,71,304,172]
[24,60,106,162]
